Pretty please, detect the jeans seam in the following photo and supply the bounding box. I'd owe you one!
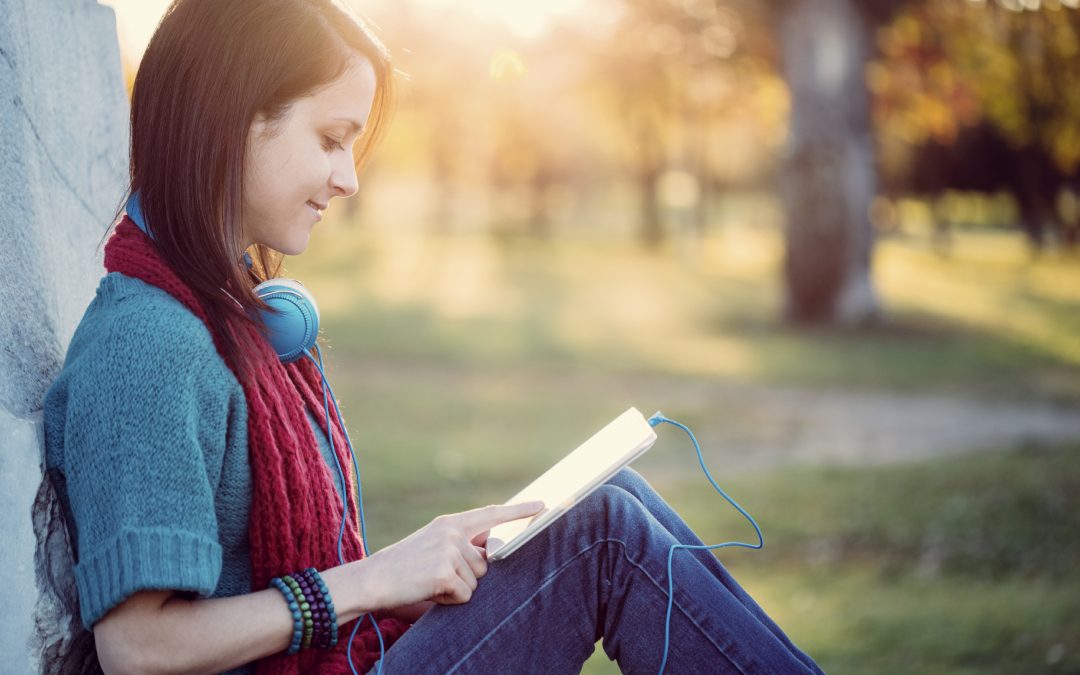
[605,537,749,675]
[445,537,746,674]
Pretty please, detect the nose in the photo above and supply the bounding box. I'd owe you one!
[330,152,359,198]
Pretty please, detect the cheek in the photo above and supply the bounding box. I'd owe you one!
[300,144,332,186]
[243,142,280,206]
[246,131,328,214]
[277,142,327,196]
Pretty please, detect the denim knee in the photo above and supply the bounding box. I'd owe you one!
[574,483,653,541]
[606,466,650,498]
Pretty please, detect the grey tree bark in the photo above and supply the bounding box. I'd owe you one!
[778,0,880,325]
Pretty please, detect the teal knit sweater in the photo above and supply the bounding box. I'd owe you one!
[43,272,349,672]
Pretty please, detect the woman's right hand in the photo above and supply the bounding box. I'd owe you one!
[352,500,545,610]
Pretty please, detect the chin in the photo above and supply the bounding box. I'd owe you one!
[270,230,313,256]
[277,240,311,256]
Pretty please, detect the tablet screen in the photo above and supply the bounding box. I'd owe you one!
[486,407,657,560]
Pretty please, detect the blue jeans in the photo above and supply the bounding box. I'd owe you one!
[368,468,823,674]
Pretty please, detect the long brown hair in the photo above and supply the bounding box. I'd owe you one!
[126,0,394,382]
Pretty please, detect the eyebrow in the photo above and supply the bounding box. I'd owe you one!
[332,117,365,135]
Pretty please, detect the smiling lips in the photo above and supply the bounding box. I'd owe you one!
[306,200,326,221]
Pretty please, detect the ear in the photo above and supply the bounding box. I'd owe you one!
[250,112,271,137]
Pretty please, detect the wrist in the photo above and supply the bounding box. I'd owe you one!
[320,558,380,625]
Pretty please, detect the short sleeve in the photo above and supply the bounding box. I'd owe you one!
[51,291,235,629]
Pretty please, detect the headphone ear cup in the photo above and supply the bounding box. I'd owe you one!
[253,278,320,363]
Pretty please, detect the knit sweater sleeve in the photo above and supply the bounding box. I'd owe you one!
[46,284,238,629]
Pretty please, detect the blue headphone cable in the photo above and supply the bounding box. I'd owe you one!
[646,412,764,675]
[304,345,385,675]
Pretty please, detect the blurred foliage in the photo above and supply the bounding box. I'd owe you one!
[347,0,1080,243]
[356,0,790,243]
[865,1,1080,250]
[114,0,1080,248]
[870,0,1080,172]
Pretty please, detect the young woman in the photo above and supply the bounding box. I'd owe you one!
[43,0,824,673]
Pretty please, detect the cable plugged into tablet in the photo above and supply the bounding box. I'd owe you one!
[647,411,764,675]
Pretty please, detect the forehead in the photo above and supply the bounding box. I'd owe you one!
[293,56,377,124]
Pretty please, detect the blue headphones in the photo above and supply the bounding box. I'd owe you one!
[124,192,318,363]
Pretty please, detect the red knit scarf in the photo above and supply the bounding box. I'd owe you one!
[104,219,409,674]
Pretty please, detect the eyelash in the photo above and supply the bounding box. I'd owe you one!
[323,136,345,152]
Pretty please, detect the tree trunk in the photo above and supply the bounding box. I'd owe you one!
[778,0,880,325]
[639,167,663,248]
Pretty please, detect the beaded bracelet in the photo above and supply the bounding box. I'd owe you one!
[269,568,340,654]
[269,576,305,654]
[281,575,314,651]
[300,567,340,648]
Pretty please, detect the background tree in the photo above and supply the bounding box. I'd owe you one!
[773,0,905,325]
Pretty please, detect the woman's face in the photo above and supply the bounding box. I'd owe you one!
[241,56,377,254]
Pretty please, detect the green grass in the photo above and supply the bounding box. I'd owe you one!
[665,443,1080,580]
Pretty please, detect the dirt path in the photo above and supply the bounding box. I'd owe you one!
[632,380,1080,475]
[345,358,1080,474]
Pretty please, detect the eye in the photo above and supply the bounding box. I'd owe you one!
[322,135,345,152]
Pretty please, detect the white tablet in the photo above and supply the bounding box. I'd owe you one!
[485,407,658,561]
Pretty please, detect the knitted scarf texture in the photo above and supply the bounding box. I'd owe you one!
[103,218,409,674]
